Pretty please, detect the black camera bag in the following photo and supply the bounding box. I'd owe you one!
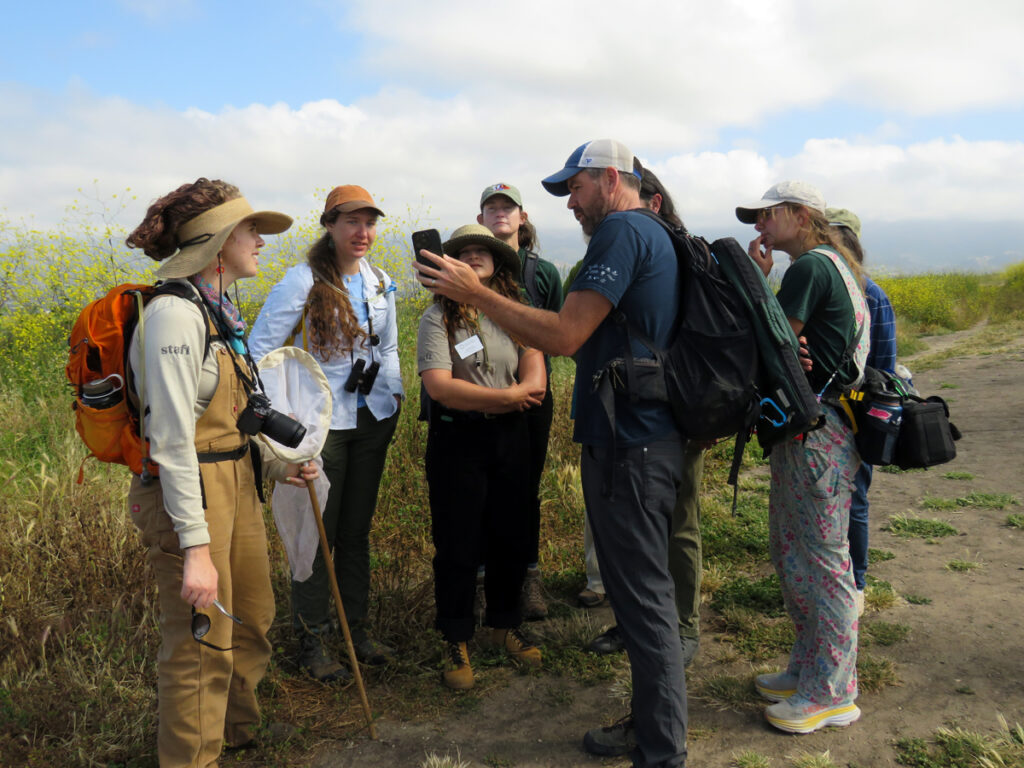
[894,394,961,469]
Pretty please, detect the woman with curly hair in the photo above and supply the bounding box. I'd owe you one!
[416,224,546,689]
[250,186,403,680]
[736,181,870,734]
[125,178,316,765]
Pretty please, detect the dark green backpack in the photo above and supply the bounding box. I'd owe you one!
[596,210,824,503]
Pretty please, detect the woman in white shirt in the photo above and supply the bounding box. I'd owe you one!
[249,185,403,681]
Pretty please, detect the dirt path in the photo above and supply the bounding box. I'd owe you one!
[310,327,1024,768]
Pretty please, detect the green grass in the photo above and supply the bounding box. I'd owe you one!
[857,653,899,693]
[923,492,1018,511]
[921,496,959,511]
[788,752,838,768]
[718,608,795,661]
[905,594,932,605]
[877,464,926,475]
[711,574,786,618]
[885,514,958,539]
[867,548,896,564]
[693,674,762,713]
[4,211,1024,767]
[942,471,974,480]
[945,558,982,572]
[957,491,1018,509]
[730,750,772,768]
[893,716,1024,767]
[862,621,910,646]
[1007,513,1024,529]
[865,577,898,611]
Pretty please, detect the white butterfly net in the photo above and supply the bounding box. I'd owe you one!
[257,346,333,582]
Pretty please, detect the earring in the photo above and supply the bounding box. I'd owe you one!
[216,264,224,274]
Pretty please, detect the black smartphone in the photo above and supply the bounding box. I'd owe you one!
[411,229,443,266]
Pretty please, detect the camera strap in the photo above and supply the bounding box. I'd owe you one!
[197,291,262,397]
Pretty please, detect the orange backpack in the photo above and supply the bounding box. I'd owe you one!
[66,282,209,482]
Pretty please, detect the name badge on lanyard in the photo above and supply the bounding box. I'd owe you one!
[454,335,484,360]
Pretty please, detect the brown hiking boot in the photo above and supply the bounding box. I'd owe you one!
[442,641,474,690]
[520,566,548,620]
[491,627,542,667]
[297,633,351,683]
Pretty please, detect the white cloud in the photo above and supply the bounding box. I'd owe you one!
[344,0,1024,129]
[1,84,1021,244]
[3,0,1024,272]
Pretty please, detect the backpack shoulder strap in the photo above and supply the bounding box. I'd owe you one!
[522,249,542,308]
[369,264,387,293]
[153,281,213,357]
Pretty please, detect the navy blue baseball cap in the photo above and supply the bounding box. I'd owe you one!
[541,139,642,197]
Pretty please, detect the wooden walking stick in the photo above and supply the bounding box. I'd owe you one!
[305,476,377,739]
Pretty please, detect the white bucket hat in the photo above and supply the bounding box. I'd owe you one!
[155,197,292,279]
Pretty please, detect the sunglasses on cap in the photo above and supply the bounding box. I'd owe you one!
[191,599,243,652]
[755,205,790,224]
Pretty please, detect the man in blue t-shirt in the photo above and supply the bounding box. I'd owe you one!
[415,139,687,768]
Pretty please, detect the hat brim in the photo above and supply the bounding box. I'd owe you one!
[155,208,293,279]
[735,199,782,225]
[541,166,585,197]
[442,233,520,276]
[331,200,386,217]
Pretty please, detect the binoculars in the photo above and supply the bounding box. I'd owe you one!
[344,358,379,395]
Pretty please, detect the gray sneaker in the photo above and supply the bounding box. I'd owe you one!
[583,715,636,757]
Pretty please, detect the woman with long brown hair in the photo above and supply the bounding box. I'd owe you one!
[736,181,869,734]
[126,178,316,765]
[416,224,546,689]
[250,185,403,681]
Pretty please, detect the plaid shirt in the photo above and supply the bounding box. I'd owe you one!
[864,277,897,373]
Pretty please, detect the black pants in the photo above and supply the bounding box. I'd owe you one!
[426,412,531,642]
[524,387,554,564]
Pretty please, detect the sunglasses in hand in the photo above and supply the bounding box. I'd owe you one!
[191,599,243,652]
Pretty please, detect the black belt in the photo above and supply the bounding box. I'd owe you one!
[435,406,522,424]
[196,442,249,463]
[194,440,265,507]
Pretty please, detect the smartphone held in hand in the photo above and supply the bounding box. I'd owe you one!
[412,229,443,266]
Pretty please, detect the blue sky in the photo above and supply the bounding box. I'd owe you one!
[2,0,1023,273]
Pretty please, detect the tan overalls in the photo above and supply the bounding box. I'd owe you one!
[128,339,274,768]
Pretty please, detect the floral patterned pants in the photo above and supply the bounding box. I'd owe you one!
[769,406,860,705]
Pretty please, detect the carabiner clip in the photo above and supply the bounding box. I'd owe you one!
[760,397,787,427]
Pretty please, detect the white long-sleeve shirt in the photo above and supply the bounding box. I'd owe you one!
[249,261,404,429]
[128,280,293,549]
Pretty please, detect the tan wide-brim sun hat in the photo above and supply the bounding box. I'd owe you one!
[155,197,293,279]
[442,224,520,276]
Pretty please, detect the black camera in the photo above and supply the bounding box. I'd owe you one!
[236,392,306,448]
[343,358,380,395]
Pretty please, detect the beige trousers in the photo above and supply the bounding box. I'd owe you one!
[129,344,273,767]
